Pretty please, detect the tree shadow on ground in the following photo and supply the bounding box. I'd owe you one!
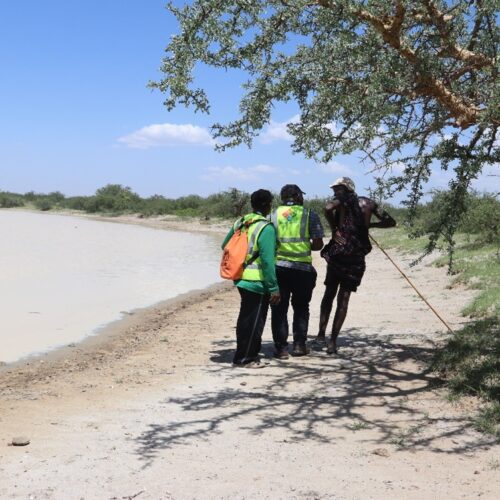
[135,329,494,466]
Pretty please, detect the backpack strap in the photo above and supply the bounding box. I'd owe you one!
[232,217,245,231]
[244,220,271,268]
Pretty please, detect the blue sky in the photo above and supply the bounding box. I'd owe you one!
[1,1,497,202]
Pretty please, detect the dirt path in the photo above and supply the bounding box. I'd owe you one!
[0,243,498,499]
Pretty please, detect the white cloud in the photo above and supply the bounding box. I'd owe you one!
[318,161,354,176]
[259,115,340,145]
[325,122,339,134]
[259,115,300,144]
[252,164,279,173]
[201,164,280,182]
[117,123,215,149]
[389,161,406,174]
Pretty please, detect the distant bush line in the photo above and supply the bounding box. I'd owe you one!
[1,183,498,244]
[1,185,259,218]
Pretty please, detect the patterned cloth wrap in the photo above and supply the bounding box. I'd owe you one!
[321,192,372,289]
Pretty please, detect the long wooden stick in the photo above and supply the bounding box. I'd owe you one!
[369,234,454,333]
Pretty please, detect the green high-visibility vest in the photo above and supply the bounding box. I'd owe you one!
[237,213,271,281]
[272,205,311,263]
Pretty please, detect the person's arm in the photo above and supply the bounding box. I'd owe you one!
[369,203,396,229]
[324,199,341,234]
[311,238,324,251]
[257,223,280,304]
[308,210,324,251]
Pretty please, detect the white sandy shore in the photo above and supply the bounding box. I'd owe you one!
[0,213,498,499]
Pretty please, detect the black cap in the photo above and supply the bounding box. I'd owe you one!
[280,184,306,200]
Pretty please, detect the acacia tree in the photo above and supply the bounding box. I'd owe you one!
[152,0,499,260]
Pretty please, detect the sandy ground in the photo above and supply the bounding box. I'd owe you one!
[34,210,232,236]
[0,215,499,499]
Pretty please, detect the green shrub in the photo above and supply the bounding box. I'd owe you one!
[63,196,89,211]
[0,192,24,208]
[23,191,37,201]
[47,191,65,203]
[431,318,499,438]
[205,188,250,218]
[34,199,53,211]
[432,318,499,400]
[172,207,200,217]
[141,195,177,215]
[458,192,499,244]
[474,401,500,438]
[89,184,143,213]
[176,194,204,211]
[409,190,499,244]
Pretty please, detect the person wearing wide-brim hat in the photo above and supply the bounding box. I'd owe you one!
[317,177,396,354]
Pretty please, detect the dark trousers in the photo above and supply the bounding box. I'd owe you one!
[271,266,317,349]
[233,287,270,365]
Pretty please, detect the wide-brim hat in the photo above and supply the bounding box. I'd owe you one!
[329,177,355,192]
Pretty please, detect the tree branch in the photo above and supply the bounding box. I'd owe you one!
[315,0,486,128]
[421,0,493,67]
[467,0,483,51]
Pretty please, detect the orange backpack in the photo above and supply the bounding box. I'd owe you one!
[220,218,268,280]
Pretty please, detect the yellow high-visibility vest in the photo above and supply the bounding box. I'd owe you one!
[237,213,271,281]
[272,205,311,263]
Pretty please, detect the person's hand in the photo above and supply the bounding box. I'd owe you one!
[333,230,346,246]
[269,291,281,305]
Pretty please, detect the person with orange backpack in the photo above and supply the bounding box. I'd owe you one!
[221,189,281,368]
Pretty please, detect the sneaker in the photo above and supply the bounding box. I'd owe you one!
[232,360,265,369]
[291,344,310,357]
[244,360,265,368]
[274,348,289,360]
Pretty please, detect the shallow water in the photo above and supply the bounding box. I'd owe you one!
[0,211,222,363]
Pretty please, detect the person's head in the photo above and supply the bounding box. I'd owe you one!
[280,184,305,205]
[329,177,355,200]
[250,189,273,216]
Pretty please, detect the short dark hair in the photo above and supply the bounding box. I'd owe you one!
[250,189,273,212]
[280,184,305,201]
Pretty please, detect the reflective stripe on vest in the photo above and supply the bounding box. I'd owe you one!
[272,206,312,263]
[239,214,270,281]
